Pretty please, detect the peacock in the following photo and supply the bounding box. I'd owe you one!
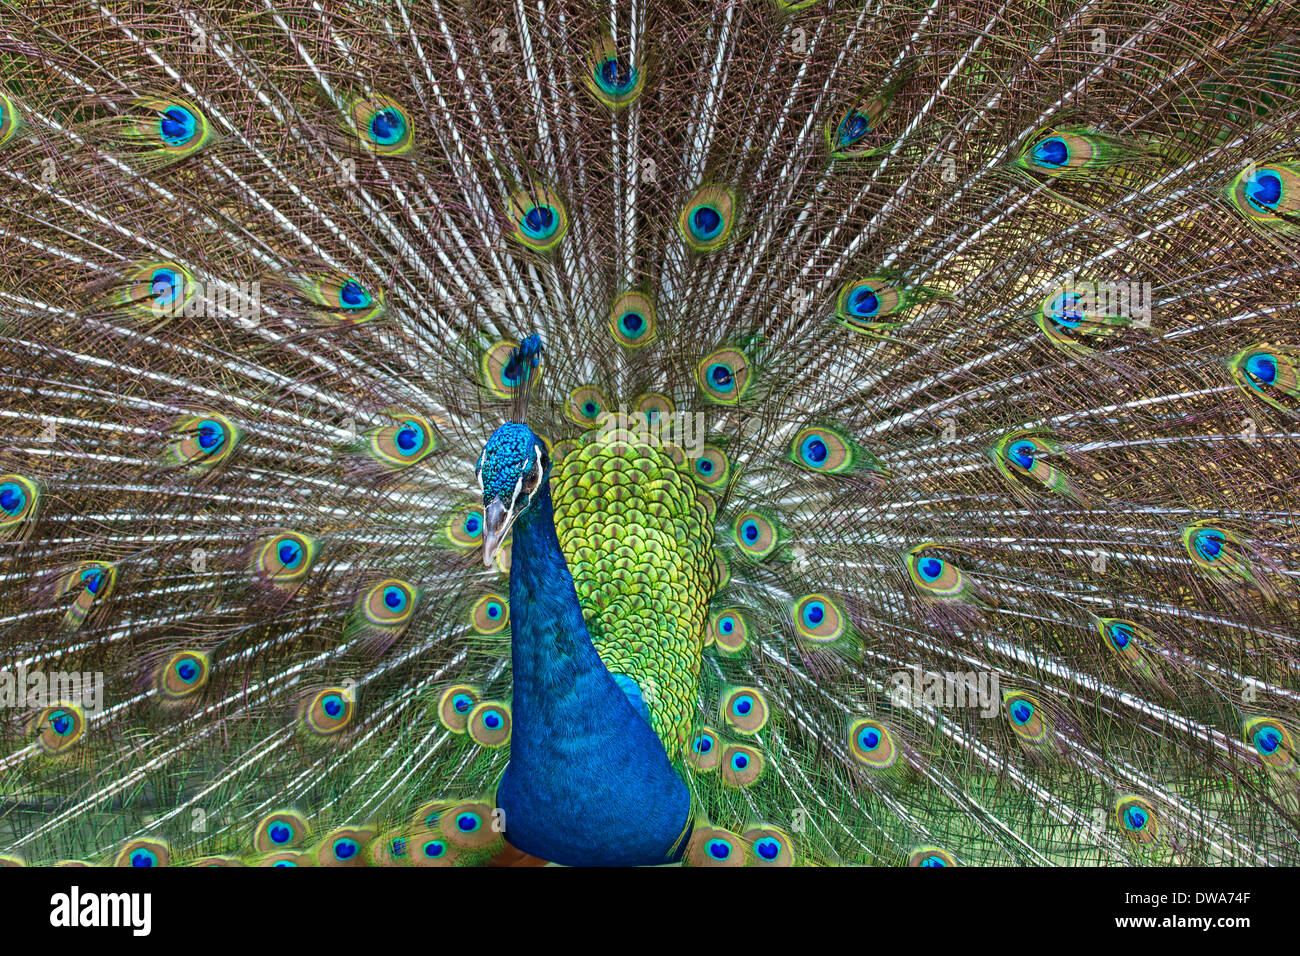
[0,0,1298,869]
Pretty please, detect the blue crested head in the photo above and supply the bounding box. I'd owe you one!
[479,423,540,500]
[477,422,551,567]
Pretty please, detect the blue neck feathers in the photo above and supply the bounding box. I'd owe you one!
[496,480,691,866]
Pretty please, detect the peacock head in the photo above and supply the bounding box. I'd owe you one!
[477,422,552,567]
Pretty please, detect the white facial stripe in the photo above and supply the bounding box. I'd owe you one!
[508,475,523,512]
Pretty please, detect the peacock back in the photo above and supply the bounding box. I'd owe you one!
[553,431,716,752]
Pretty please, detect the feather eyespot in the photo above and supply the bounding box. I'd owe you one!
[367,415,436,468]
[721,743,764,787]
[439,801,500,850]
[254,811,308,852]
[349,95,414,154]
[678,184,735,252]
[1230,345,1299,411]
[696,347,752,403]
[825,94,889,159]
[470,593,509,634]
[508,186,569,251]
[59,561,116,629]
[468,701,511,747]
[337,278,371,310]
[1097,617,1154,666]
[791,425,853,473]
[597,58,637,94]
[1115,796,1160,845]
[1030,135,1070,169]
[158,651,210,700]
[1182,521,1241,572]
[686,827,747,867]
[1003,692,1048,743]
[121,261,199,318]
[35,704,85,754]
[0,474,40,536]
[298,274,386,325]
[835,276,911,331]
[707,609,748,653]
[0,90,23,147]
[483,339,546,398]
[254,532,317,584]
[836,108,873,147]
[567,385,608,427]
[437,684,480,733]
[402,829,459,867]
[907,545,966,598]
[909,846,956,867]
[721,687,769,734]
[1245,717,1295,771]
[991,431,1068,495]
[1015,128,1112,178]
[791,593,846,642]
[363,579,417,627]
[1244,169,1283,212]
[158,104,198,146]
[689,446,730,488]
[301,688,354,736]
[732,510,778,559]
[1228,161,1299,231]
[320,828,373,866]
[448,508,484,548]
[744,826,795,866]
[686,727,722,771]
[116,839,169,868]
[849,718,898,768]
[586,36,644,107]
[132,97,213,161]
[610,291,656,347]
[169,412,238,469]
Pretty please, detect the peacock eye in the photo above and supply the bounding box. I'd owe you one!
[338,279,373,312]
[521,446,546,494]
[1245,352,1278,384]
[158,104,199,147]
[507,186,569,251]
[678,184,735,253]
[348,95,414,154]
[520,204,558,240]
[1030,135,1070,169]
[369,107,407,146]
[585,35,644,107]
[837,109,871,146]
[595,56,638,96]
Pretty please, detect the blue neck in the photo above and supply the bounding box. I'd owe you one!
[496,481,690,866]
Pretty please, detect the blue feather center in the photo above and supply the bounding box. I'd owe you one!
[368,108,407,145]
[158,106,198,147]
[1031,136,1069,168]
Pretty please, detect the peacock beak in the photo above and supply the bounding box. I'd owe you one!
[482,497,516,568]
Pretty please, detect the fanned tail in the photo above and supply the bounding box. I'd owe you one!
[0,0,1298,867]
